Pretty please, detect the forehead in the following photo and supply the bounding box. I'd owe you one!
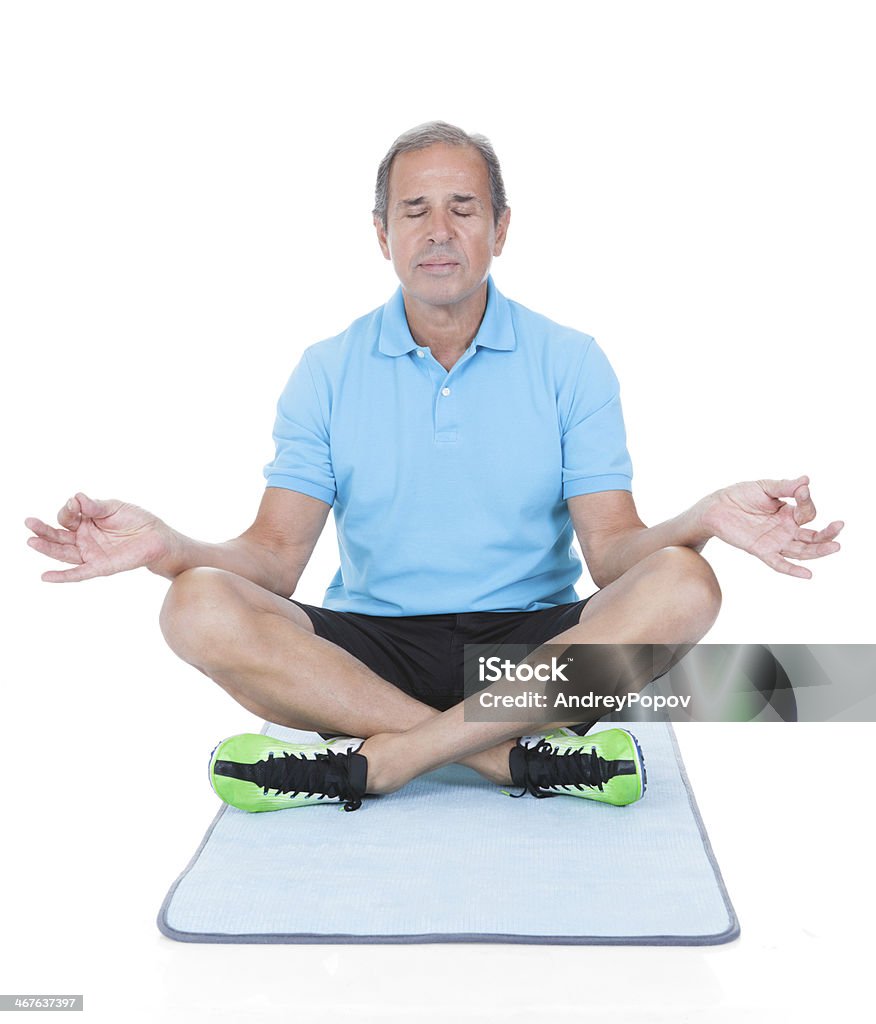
[388,143,491,202]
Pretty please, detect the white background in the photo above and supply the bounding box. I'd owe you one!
[2,2,873,1021]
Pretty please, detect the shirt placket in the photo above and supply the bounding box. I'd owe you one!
[412,343,478,444]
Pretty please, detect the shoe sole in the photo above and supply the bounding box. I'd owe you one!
[208,737,230,800]
[619,727,647,799]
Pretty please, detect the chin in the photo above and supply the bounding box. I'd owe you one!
[405,275,483,309]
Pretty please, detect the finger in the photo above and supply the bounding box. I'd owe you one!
[57,496,82,531]
[817,520,845,540]
[759,475,809,501]
[792,483,817,526]
[27,536,84,564]
[794,521,845,543]
[25,517,78,546]
[761,550,812,579]
[41,563,102,583]
[779,540,841,560]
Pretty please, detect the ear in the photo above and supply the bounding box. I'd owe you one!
[374,215,392,261]
[492,207,511,257]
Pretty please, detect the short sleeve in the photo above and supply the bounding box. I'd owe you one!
[263,351,336,505]
[560,338,633,500]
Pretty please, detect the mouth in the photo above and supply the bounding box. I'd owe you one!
[418,260,460,274]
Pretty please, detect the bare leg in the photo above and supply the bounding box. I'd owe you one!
[360,546,722,793]
[159,567,508,782]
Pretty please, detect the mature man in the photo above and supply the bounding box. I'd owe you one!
[26,122,843,813]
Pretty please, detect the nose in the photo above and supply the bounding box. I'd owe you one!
[425,208,454,244]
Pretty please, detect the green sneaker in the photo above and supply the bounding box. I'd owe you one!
[209,733,368,812]
[509,727,646,806]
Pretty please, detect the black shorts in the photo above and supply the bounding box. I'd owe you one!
[288,598,592,712]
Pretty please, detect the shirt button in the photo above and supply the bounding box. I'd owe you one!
[441,387,451,397]
[416,349,425,358]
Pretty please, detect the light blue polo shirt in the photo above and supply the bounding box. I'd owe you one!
[264,278,632,615]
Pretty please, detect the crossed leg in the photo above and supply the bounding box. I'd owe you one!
[159,545,721,796]
[159,567,509,782]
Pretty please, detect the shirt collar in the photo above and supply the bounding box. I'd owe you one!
[377,276,517,356]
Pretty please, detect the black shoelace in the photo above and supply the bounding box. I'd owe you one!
[214,748,366,811]
[511,739,635,799]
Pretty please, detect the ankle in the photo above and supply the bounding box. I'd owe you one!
[472,740,515,786]
[358,733,408,794]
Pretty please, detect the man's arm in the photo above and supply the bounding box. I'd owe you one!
[26,487,330,597]
[155,487,330,595]
[569,476,843,588]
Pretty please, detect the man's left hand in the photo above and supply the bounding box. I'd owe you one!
[697,476,844,579]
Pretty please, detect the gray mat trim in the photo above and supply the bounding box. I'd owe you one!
[157,723,740,945]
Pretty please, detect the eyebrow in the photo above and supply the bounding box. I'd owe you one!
[395,193,484,209]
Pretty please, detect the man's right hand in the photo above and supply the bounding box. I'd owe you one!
[25,493,176,582]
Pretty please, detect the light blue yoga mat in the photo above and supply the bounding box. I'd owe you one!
[158,721,739,944]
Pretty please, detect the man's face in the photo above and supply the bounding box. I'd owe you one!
[375,143,510,310]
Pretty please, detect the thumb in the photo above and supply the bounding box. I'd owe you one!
[74,493,122,520]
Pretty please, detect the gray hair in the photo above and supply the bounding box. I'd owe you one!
[373,120,508,228]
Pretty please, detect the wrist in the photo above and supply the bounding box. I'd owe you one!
[148,525,191,579]
[686,492,721,550]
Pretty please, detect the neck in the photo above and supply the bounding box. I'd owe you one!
[401,282,489,366]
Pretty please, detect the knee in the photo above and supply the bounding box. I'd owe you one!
[159,567,245,663]
[648,546,722,636]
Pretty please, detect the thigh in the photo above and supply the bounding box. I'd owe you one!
[289,602,460,711]
[209,570,318,633]
[165,566,317,634]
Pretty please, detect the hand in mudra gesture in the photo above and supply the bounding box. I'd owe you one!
[26,492,173,582]
[699,476,843,579]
